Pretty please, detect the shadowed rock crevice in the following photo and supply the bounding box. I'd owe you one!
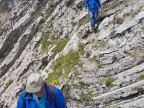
[0,21,39,78]
[0,1,47,78]
[0,0,48,63]
[18,61,33,78]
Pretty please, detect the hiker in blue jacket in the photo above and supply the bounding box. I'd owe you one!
[17,73,67,108]
[84,0,102,32]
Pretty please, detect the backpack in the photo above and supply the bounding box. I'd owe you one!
[23,84,55,108]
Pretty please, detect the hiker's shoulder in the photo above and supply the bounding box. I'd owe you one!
[45,83,62,94]
[53,86,65,99]
[18,90,27,99]
[53,85,62,93]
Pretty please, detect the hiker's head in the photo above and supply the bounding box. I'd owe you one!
[26,73,44,95]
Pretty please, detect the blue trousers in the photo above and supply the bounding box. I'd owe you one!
[88,10,98,28]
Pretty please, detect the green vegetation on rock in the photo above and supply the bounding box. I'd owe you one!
[4,80,13,90]
[124,46,144,58]
[139,74,144,80]
[62,84,70,99]
[76,1,84,10]
[80,91,93,101]
[47,4,57,16]
[41,32,52,53]
[105,77,113,86]
[45,49,80,84]
[78,14,89,27]
[94,41,107,49]
[78,43,85,55]
[79,81,90,88]
[0,79,13,96]
[52,38,69,59]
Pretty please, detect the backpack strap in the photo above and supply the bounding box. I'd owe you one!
[47,84,55,101]
[23,92,31,108]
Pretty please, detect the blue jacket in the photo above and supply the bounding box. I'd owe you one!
[84,0,102,10]
[17,82,66,108]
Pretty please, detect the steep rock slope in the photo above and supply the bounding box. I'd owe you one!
[0,0,144,108]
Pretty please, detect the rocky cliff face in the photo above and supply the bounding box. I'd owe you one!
[0,0,144,108]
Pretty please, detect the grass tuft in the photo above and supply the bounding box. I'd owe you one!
[105,77,113,86]
[45,49,80,84]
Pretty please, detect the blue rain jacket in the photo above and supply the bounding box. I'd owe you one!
[17,82,66,108]
[84,0,102,10]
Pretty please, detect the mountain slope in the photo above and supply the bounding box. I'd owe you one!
[0,0,144,108]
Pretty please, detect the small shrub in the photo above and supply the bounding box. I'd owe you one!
[45,69,49,72]
[90,56,98,62]
[78,14,89,27]
[76,1,84,10]
[97,41,106,49]
[62,84,70,99]
[46,21,53,29]
[51,34,59,42]
[139,75,144,80]
[58,30,63,36]
[132,47,144,58]
[80,91,93,101]
[78,43,85,54]
[90,56,101,68]
[4,80,13,90]
[79,81,90,88]
[135,60,144,66]
[78,61,84,67]
[105,77,113,86]
[114,15,123,24]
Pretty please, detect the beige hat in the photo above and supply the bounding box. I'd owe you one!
[26,73,43,93]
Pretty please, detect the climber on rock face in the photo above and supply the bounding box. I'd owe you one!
[84,0,102,33]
